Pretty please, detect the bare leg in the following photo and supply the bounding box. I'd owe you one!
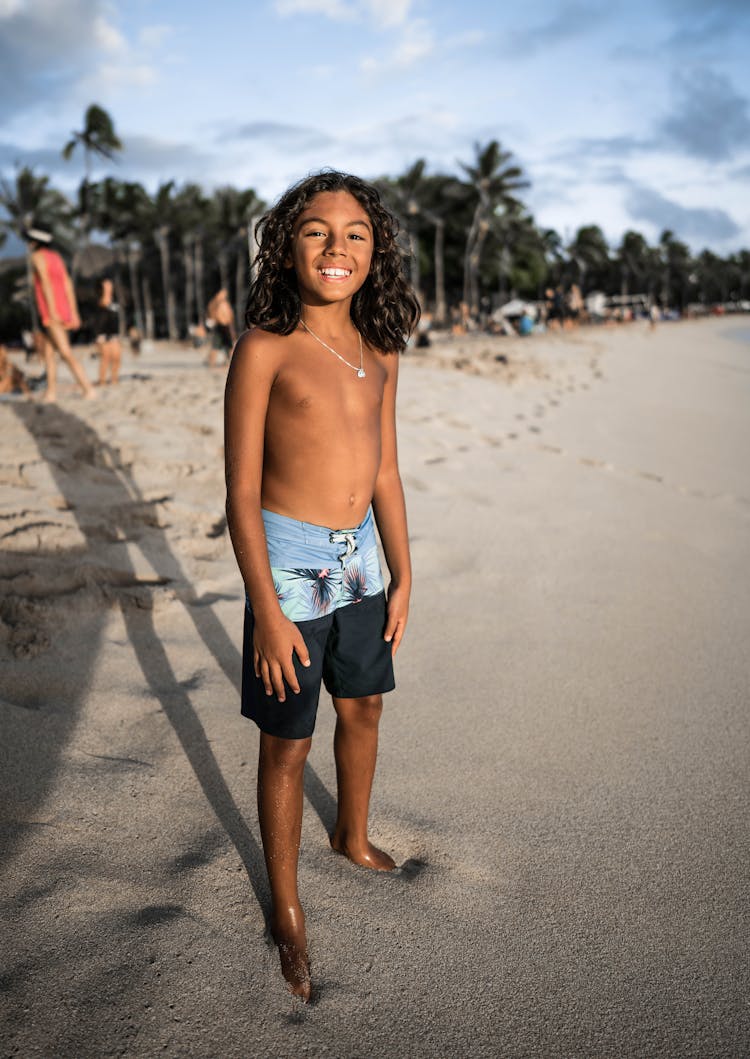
[45,322,96,399]
[257,732,312,1001]
[98,339,121,385]
[97,339,107,386]
[331,694,396,871]
[110,340,121,384]
[42,337,57,402]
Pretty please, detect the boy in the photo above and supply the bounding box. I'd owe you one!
[224,172,419,1000]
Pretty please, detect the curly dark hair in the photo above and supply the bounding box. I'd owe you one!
[245,170,420,353]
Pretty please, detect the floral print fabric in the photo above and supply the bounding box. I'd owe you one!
[248,507,386,622]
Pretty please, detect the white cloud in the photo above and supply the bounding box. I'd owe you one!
[366,0,413,28]
[361,18,435,73]
[275,0,413,27]
[274,0,352,20]
[138,24,173,50]
[92,11,126,53]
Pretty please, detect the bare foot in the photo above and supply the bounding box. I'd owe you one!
[42,391,56,404]
[82,388,97,400]
[330,833,396,871]
[271,907,311,1002]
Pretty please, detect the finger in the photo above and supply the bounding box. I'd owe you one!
[259,657,273,697]
[269,661,286,702]
[390,620,405,656]
[281,657,301,695]
[293,633,311,669]
[383,611,398,643]
[253,648,260,679]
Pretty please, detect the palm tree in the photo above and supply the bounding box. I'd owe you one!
[459,140,529,316]
[658,230,693,310]
[173,184,210,331]
[383,159,429,304]
[567,225,610,293]
[490,208,551,301]
[89,177,156,334]
[381,162,459,324]
[616,230,652,299]
[209,186,265,329]
[151,182,179,340]
[62,104,123,277]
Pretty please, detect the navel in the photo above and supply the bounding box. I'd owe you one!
[348,494,355,506]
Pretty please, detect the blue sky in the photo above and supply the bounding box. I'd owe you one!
[1,0,749,253]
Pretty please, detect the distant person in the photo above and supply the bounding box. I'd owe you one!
[24,228,96,402]
[0,344,31,395]
[128,326,142,356]
[567,283,584,326]
[518,310,534,336]
[546,286,563,331]
[92,277,122,386]
[206,288,237,367]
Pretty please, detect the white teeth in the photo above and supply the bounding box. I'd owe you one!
[319,268,350,277]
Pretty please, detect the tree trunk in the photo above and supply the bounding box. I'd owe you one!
[408,227,421,307]
[433,219,446,325]
[127,242,145,333]
[194,238,205,323]
[157,227,178,340]
[113,243,127,336]
[462,200,483,309]
[182,235,195,330]
[142,275,155,340]
[218,248,229,295]
[235,232,247,332]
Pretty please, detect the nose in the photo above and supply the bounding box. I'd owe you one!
[324,230,346,255]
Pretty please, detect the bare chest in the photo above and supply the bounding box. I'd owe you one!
[268,356,385,433]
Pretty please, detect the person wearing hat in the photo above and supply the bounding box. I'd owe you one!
[24,227,96,401]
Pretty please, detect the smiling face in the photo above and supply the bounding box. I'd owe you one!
[288,190,374,307]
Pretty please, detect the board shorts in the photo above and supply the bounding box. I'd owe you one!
[241,507,395,739]
[211,323,234,355]
[92,307,119,341]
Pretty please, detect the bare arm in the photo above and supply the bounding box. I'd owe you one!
[224,331,310,699]
[62,268,80,330]
[371,354,411,654]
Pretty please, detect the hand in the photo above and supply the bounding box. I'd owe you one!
[384,581,410,656]
[253,612,311,702]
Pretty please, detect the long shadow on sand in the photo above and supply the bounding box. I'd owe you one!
[5,401,341,911]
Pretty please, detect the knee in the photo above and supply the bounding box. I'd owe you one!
[339,694,383,729]
[260,733,311,773]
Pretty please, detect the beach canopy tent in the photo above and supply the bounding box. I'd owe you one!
[585,291,607,317]
[492,299,537,321]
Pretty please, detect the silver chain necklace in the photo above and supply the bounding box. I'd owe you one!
[300,319,366,378]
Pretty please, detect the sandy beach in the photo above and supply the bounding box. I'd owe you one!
[1,317,748,1057]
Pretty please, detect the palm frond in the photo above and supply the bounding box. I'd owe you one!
[342,561,368,604]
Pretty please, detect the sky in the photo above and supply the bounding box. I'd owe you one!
[1,0,749,254]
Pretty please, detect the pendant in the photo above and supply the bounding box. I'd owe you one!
[357,368,366,378]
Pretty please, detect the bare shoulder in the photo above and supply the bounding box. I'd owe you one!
[229,327,291,381]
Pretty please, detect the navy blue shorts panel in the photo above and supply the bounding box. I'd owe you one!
[241,591,395,740]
